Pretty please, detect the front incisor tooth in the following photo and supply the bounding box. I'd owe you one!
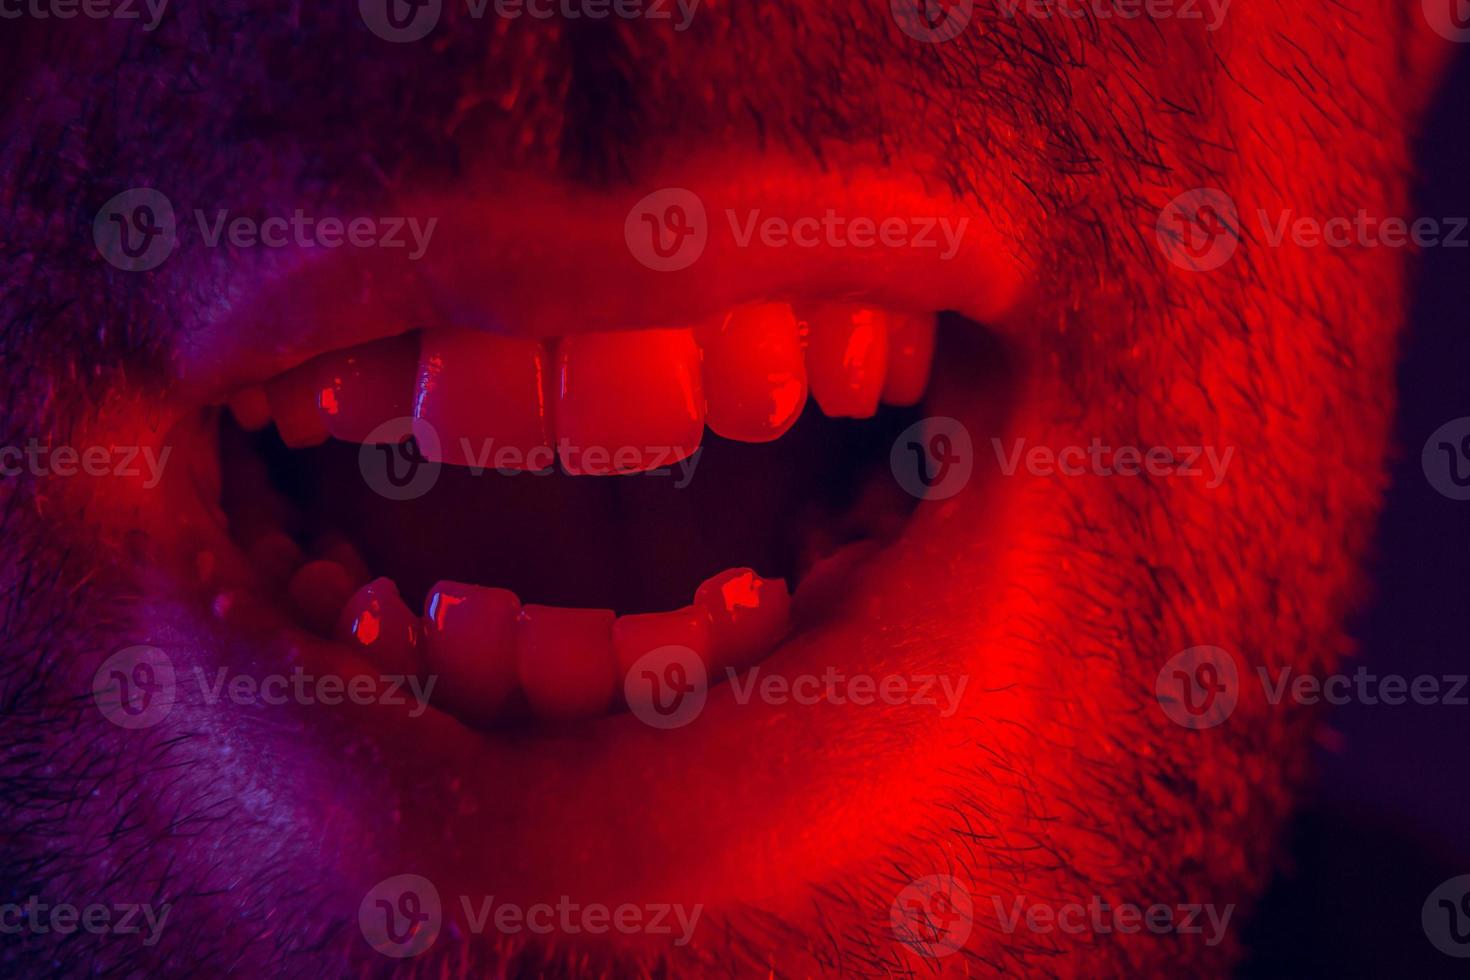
[798,304,890,419]
[881,313,937,407]
[554,329,705,475]
[516,605,617,721]
[613,605,714,693]
[693,568,791,672]
[422,581,521,725]
[413,329,553,469]
[336,577,424,677]
[696,303,807,443]
[315,333,420,443]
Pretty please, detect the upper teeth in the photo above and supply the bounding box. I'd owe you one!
[231,302,937,472]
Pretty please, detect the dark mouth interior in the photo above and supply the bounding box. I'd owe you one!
[211,317,997,616]
[222,405,921,614]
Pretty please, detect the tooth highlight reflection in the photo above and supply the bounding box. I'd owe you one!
[694,568,792,672]
[336,577,423,677]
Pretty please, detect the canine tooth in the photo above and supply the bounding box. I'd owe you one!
[265,357,331,448]
[515,604,617,720]
[696,303,807,443]
[413,329,553,469]
[613,605,713,690]
[315,333,419,443]
[554,329,705,475]
[288,559,357,636]
[336,578,423,676]
[798,303,889,419]
[693,568,791,672]
[422,581,521,725]
[881,312,937,407]
[227,385,272,431]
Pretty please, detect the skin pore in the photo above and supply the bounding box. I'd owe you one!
[0,3,1453,976]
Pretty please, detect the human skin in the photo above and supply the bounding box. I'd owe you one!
[0,2,1454,977]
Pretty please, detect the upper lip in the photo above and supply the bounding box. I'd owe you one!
[173,154,1027,407]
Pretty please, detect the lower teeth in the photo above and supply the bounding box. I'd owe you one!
[215,400,922,727]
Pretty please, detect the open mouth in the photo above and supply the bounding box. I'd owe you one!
[200,304,987,730]
[82,168,1035,954]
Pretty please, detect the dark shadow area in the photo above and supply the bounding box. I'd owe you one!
[1239,40,1470,978]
